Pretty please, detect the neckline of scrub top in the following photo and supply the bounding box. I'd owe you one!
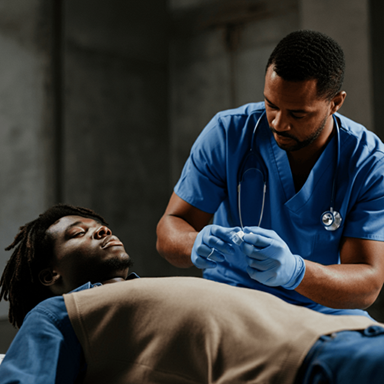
[268,126,337,215]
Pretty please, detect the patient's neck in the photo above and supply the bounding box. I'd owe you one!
[101,277,126,285]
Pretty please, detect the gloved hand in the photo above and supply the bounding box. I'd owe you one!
[239,227,306,289]
[191,225,238,269]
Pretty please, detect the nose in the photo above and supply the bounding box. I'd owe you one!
[94,225,112,239]
[270,110,290,132]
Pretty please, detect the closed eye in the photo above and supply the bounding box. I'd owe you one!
[68,228,89,238]
[64,220,92,240]
[290,112,305,119]
[266,103,305,119]
[265,102,278,110]
[264,97,307,119]
[72,231,85,238]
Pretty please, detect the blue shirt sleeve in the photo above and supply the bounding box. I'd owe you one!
[174,103,264,215]
[343,153,384,241]
[0,296,84,384]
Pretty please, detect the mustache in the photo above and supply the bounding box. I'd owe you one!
[269,126,298,141]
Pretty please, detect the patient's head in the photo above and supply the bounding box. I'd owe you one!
[0,204,132,328]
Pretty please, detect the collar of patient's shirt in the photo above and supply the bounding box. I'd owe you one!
[70,272,140,293]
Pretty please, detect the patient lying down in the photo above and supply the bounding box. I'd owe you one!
[0,204,383,384]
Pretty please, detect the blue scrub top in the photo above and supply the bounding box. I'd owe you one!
[175,102,384,315]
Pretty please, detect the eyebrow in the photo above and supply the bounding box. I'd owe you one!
[66,220,84,230]
[264,95,308,114]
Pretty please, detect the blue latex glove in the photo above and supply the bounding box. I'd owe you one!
[239,227,306,289]
[191,225,237,269]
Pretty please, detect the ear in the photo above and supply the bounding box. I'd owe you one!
[38,268,61,287]
[330,91,347,114]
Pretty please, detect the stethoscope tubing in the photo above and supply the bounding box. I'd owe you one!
[237,110,342,231]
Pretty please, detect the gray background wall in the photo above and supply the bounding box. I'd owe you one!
[1,0,383,352]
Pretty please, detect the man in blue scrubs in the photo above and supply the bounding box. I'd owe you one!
[156,30,384,317]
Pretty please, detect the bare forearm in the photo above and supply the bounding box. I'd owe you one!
[296,260,382,309]
[156,193,213,268]
[156,214,197,268]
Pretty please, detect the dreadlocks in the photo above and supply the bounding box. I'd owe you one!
[0,204,108,328]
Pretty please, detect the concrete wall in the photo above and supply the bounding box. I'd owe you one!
[370,0,384,139]
[62,1,176,278]
[0,0,173,353]
[0,0,56,349]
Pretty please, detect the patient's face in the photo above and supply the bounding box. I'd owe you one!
[46,215,132,292]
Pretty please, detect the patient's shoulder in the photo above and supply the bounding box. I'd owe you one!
[25,295,68,327]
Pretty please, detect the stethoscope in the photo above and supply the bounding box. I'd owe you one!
[237,111,342,231]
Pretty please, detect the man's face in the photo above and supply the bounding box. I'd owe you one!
[46,215,131,293]
[263,65,333,153]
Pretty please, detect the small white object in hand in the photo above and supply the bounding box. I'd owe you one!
[230,230,245,245]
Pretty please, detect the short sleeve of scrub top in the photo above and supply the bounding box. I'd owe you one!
[340,139,384,241]
[175,103,263,214]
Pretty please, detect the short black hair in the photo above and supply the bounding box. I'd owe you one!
[0,204,108,328]
[266,30,345,100]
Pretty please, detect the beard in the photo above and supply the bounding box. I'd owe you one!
[85,253,133,284]
[102,255,133,274]
[270,113,328,152]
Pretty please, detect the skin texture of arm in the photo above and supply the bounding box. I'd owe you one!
[156,192,212,268]
[296,237,384,309]
[156,194,384,309]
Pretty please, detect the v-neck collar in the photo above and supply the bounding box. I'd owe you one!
[267,127,337,215]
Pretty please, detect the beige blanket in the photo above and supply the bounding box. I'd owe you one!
[65,277,378,384]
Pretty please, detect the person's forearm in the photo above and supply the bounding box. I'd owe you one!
[156,214,197,268]
[295,260,382,309]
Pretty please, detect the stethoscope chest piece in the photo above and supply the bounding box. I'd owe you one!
[321,210,342,231]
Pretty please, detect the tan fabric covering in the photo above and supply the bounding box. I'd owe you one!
[64,277,378,384]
